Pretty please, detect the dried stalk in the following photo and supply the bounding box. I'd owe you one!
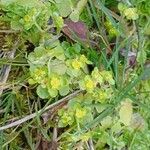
[0,90,83,131]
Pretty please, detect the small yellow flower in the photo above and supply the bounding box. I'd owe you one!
[101,71,115,84]
[72,59,81,70]
[83,76,96,92]
[35,69,45,76]
[124,8,139,20]
[109,28,118,37]
[85,79,94,90]
[92,68,103,84]
[51,77,60,89]
[105,20,112,29]
[92,67,100,79]
[75,108,86,119]
[30,8,37,15]
[34,69,46,81]
[99,91,107,100]
[106,74,112,81]
[80,55,88,63]
[24,15,31,22]
[62,116,72,124]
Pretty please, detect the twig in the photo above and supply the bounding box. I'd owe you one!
[0,90,83,131]
[52,127,57,141]
[85,141,90,150]
[88,139,94,150]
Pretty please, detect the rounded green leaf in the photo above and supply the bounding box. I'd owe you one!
[59,85,70,96]
[119,100,133,126]
[70,10,79,22]
[50,60,67,75]
[55,0,73,17]
[37,85,49,99]
[137,50,147,65]
[48,88,58,98]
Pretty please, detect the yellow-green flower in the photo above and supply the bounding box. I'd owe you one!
[51,77,61,89]
[80,55,88,63]
[80,76,96,92]
[105,20,112,29]
[118,3,128,12]
[85,79,94,90]
[61,114,72,124]
[98,90,107,102]
[124,8,139,20]
[92,67,99,78]
[109,28,118,37]
[37,70,46,76]
[92,67,103,84]
[75,108,86,119]
[101,71,115,85]
[24,15,32,22]
[34,68,47,81]
[30,8,37,16]
[72,59,82,70]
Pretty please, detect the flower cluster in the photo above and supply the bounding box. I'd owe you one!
[58,101,90,127]
[28,42,115,127]
[28,41,115,101]
[79,67,115,94]
[105,20,119,37]
[118,3,139,20]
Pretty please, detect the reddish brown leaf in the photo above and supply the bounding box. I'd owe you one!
[62,19,88,42]
[62,19,101,52]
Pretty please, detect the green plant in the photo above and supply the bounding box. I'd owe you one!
[0,0,150,149]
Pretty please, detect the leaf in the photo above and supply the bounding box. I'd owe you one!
[11,20,22,30]
[70,10,80,22]
[95,103,106,113]
[69,0,87,22]
[53,45,65,60]
[119,99,133,126]
[37,85,50,99]
[101,116,112,129]
[142,65,150,80]
[48,88,58,98]
[50,60,67,75]
[137,50,147,65]
[59,85,70,96]
[53,12,64,32]
[111,122,122,133]
[55,0,73,17]
[82,110,93,124]
[1,0,42,7]
[62,19,88,43]
[76,0,87,14]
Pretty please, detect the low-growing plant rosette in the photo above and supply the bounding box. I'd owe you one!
[28,41,115,101]
[118,3,139,20]
[28,42,115,130]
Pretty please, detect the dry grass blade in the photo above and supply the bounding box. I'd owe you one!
[0,41,18,96]
[0,50,15,95]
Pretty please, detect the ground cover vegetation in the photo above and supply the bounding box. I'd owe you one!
[0,0,150,149]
